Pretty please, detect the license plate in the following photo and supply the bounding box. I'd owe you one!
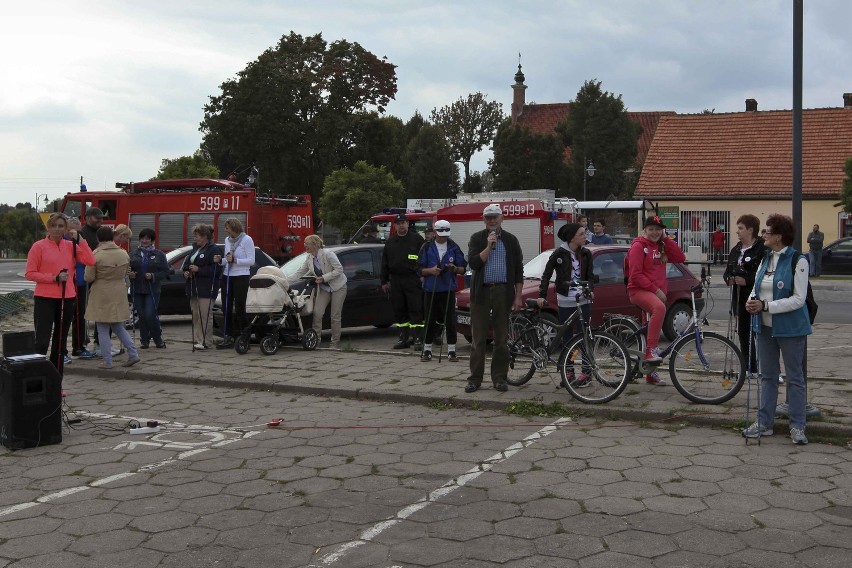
[457,314,471,326]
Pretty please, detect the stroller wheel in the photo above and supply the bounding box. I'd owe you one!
[260,334,279,355]
[235,335,251,354]
[302,328,319,351]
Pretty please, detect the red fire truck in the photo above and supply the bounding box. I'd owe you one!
[58,178,313,262]
[357,194,576,263]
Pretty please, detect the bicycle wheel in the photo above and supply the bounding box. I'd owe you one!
[601,315,645,356]
[506,314,539,386]
[557,331,630,404]
[668,331,745,404]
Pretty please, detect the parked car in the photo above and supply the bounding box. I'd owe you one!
[820,237,852,275]
[455,244,704,342]
[212,243,395,336]
[155,245,277,316]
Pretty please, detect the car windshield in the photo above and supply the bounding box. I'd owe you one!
[281,252,310,281]
[523,250,556,280]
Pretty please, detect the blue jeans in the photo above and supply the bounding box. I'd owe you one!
[97,322,139,366]
[757,326,807,430]
[133,292,162,345]
[808,250,822,276]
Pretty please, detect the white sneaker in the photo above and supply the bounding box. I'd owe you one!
[193,343,208,350]
[111,347,124,357]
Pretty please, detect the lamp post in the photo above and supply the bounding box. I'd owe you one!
[582,159,596,201]
[34,193,49,241]
[247,166,259,190]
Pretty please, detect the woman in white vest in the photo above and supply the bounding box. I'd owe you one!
[291,235,347,348]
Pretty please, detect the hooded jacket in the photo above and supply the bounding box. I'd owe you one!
[626,235,686,295]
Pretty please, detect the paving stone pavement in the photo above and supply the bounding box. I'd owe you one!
[1,377,851,567]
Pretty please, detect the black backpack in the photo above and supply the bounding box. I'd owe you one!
[791,252,818,324]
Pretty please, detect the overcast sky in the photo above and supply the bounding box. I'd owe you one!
[2,0,850,207]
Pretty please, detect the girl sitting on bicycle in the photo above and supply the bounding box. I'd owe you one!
[627,215,686,385]
[536,223,594,387]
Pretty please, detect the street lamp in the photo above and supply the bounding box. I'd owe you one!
[582,159,596,201]
[34,193,49,240]
[247,166,259,190]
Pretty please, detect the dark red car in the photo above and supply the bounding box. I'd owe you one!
[455,244,703,342]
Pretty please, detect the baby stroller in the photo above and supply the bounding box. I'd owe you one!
[235,267,319,355]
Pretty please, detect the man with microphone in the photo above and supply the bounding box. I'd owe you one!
[465,204,524,393]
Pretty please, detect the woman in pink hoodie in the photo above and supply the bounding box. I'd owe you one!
[25,212,95,378]
[627,215,686,385]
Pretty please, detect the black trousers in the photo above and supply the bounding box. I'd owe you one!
[390,275,423,330]
[34,295,75,378]
[732,287,757,373]
[423,290,457,345]
[222,275,250,338]
[70,283,88,353]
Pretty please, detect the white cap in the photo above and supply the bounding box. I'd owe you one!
[434,220,451,235]
[483,203,502,217]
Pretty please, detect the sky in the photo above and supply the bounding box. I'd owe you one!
[2,0,851,207]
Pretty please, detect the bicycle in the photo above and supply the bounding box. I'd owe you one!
[506,282,631,404]
[599,274,745,405]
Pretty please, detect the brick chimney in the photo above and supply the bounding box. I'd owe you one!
[844,93,852,108]
[745,98,758,112]
[511,63,527,124]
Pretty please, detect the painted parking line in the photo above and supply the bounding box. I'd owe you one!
[311,417,571,567]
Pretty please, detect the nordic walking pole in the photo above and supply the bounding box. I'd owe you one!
[222,252,231,341]
[421,268,438,358]
[190,267,199,352]
[56,270,68,375]
[436,268,454,363]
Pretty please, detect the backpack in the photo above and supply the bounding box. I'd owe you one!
[791,252,818,324]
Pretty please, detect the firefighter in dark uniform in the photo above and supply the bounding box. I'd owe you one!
[381,213,425,349]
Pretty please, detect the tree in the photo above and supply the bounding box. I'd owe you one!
[200,32,397,199]
[0,205,41,257]
[841,157,852,213]
[319,161,405,239]
[490,122,567,192]
[339,113,409,183]
[430,92,504,191]
[556,79,641,200]
[151,150,220,180]
[404,124,459,199]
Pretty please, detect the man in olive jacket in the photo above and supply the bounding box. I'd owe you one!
[466,204,524,393]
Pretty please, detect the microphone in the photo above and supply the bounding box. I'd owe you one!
[489,229,496,250]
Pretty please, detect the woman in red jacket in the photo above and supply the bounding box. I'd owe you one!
[25,212,95,378]
[627,215,686,385]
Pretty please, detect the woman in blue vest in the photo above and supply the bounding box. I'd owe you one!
[129,228,170,349]
[744,214,811,445]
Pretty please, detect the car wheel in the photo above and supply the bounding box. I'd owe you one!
[663,302,692,341]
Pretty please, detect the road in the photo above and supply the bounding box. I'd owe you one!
[2,374,849,567]
[0,261,32,295]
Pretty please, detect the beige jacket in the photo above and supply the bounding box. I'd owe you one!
[293,248,347,292]
[85,242,131,323]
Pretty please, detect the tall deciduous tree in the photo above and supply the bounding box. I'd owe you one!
[556,79,641,200]
[841,157,852,213]
[430,92,504,191]
[200,32,397,200]
[319,161,405,239]
[490,122,567,192]
[151,150,220,180]
[405,124,459,199]
[340,113,408,183]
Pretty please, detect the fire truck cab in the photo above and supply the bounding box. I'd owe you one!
[58,178,313,263]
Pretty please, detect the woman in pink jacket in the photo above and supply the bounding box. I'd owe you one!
[627,215,686,385]
[25,213,95,378]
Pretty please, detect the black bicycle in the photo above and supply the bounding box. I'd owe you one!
[506,282,631,404]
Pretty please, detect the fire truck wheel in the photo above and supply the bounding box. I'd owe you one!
[260,334,279,356]
[235,335,251,355]
[302,328,319,351]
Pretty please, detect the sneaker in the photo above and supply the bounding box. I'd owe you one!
[645,347,663,364]
[775,403,822,418]
[193,343,208,350]
[139,343,149,350]
[111,347,124,357]
[570,373,592,389]
[645,371,667,386]
[216,338,235,350]
[122,357,141,368]
[742,422,774,438]
[154,341,166,349]
[790,427,808,445]
[98,362,113,370]
[70,350,98,360]
[63,355,72,365]
[560,371,575,389]
[420,350,432,362]
[447,351,458,362]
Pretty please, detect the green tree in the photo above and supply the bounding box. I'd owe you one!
[490,122,567,192]
[841,157,852,213]
[404,124,459,199]
[340,113,409,183]
[0,205,41,256]
[430,92,504,192]
[152,150,220,180]
[200,32,397,199]
[556,79,641,200]
[319,161,405,239]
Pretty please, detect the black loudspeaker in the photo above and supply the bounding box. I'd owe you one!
[0,359,62,450]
